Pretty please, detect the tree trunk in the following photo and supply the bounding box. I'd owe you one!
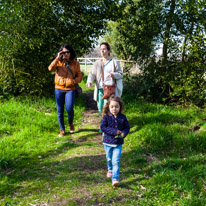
[162,0,176,65]
[182,19,194,63]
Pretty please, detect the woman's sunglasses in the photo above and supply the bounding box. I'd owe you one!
[61,51,70,55]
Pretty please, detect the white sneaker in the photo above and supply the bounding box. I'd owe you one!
[112,180,120,187]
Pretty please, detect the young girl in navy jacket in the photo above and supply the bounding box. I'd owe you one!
[101,95,130,186]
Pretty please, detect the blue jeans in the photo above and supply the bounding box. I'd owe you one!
[55,89,75,131]
[104,144,122,181]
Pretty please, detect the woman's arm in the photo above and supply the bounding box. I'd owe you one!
[111,60,123,80]
[48,51,63,72]
[86,61,98,87]
[74,61,83,84]
[48,57,59,72]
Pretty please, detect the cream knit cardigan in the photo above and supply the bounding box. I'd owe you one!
[87,59,123,101]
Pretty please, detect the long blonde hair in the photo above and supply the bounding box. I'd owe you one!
[102,95,124,117]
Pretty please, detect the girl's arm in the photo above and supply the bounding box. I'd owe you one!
[120,116,130,138]
[101,116,118,136]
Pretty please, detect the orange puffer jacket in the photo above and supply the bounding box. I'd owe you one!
[48,57,82,91]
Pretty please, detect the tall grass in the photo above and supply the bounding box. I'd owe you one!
[121,92,206,205]
[123,92,206,152]
[0,94,85,171]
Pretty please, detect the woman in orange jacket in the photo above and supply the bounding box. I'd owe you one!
[48,44,82,137]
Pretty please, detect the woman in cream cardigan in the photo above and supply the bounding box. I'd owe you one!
[86,42,123,116]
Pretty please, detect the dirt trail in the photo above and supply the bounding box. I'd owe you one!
[82,91,100,127]
[70,90,103,146]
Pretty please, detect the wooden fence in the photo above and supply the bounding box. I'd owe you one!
[77,57,139,74]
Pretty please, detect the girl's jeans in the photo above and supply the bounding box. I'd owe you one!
[97,89,107,116]
[55,89,75,131]
[104,144,122,181]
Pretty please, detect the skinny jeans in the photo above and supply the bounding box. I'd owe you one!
[55,88,75,131]
[104,144,122,181]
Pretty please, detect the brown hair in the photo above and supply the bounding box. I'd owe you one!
[102,95,124,117]
[57,43,76,61]
[100,42,111,56]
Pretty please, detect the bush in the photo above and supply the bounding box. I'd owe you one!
[125,58,206,107]
[0,52,54,97]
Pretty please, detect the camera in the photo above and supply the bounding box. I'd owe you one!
[59,52,63,61]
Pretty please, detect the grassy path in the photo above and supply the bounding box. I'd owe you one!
[0,91,138,206]
[39,91,140,205]
[50,91,138,205]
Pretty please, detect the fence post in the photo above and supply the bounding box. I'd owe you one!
[84,59,86,72]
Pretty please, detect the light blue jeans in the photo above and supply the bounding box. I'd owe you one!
[104,144,122,181]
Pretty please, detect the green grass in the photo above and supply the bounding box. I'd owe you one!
[1,77,206,205]
[121,93,206,205]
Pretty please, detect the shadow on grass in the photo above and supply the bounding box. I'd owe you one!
[120,148,206,199]
[74,128,99,134]
[128,112,193,136]
[1,143,206,206]
[0,151,107,197]
[69,128,102,143]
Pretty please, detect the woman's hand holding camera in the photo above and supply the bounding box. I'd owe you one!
[57,52,63,61]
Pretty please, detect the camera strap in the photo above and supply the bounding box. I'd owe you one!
[64,63,75,79]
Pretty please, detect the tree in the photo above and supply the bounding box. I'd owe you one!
[105,0,206,105]
[105,0,163,61]
[0,0,123,96]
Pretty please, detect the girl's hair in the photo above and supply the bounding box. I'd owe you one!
[100,42,111,56]
[57,43,76,61]
[102,95,124,117]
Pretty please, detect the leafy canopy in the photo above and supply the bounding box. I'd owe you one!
[0,0,123,96]
[105,0,206,106]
